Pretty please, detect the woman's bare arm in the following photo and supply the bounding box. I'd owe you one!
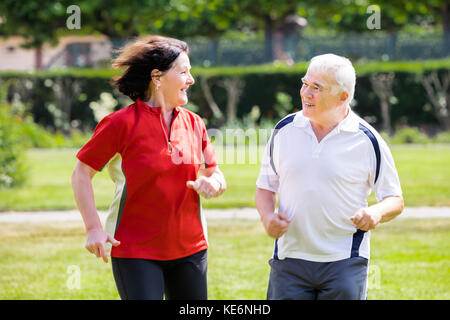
[71,160,119,263]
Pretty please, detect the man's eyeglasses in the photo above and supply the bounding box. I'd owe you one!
[301,77,326,92]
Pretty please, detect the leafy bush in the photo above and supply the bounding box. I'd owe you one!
[0,105,28,188]
[390,126,430,144]
[274,92,294,118]
[59,129,91,148]
[434,131,450,144]
[20,116,59,148]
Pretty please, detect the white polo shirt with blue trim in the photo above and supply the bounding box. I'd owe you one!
[256,109,402,262]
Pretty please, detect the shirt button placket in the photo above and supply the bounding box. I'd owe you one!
[312,145,321,158]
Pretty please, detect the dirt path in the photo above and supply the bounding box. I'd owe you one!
[0,207,449,223]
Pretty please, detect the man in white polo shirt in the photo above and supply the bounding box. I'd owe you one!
[255,53,404,300]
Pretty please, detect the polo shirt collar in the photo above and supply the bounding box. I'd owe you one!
[293,111,309,128]
[293,108,359,133]
[136,98,180,116]
[337,109,360,133]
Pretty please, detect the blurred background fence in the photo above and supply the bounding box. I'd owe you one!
[188,33,449,66]
[5,33,446,70]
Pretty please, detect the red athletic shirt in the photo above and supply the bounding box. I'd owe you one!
[76,98,217,260]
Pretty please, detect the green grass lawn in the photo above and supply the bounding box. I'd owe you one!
[0,144,449,211]
[0,218,448,299]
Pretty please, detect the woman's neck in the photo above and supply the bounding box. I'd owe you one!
[146,96,175,116]
[146,96,175,131]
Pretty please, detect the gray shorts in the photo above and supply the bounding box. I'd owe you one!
[267,256,368,300]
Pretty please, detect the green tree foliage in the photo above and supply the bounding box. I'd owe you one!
[1,1,445,58]
[157,0,238,38]
[0,0,71,68]
[304,0,440,33]
[0,1,68,48]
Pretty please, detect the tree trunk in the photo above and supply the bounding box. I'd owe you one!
[200,76,223,120]
[380,101,392,135]
[219,78,245,123]
[54,77,81,135]
[421,71,450,131]
[35,47,43,70]
[370,73,395,134]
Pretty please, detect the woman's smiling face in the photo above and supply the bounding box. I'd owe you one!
[158,52,195,107]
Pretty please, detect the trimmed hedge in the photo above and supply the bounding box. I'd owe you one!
[1,59,449,132]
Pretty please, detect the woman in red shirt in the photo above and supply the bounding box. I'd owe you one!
[71,35,226,300]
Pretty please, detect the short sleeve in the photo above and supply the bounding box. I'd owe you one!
[201,120,218,168]
[256,135,280,193]
[371,138,402,202]
[76,115,121,171]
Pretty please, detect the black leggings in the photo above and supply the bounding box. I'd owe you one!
[111,250,207,300]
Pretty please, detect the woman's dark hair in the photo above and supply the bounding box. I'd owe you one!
[110,35,189,101]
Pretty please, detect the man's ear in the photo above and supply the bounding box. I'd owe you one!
[340,91,349,102]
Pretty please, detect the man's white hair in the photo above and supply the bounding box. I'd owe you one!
[308,53,356,104]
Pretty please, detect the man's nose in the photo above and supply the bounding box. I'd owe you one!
[301,86,312,98]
